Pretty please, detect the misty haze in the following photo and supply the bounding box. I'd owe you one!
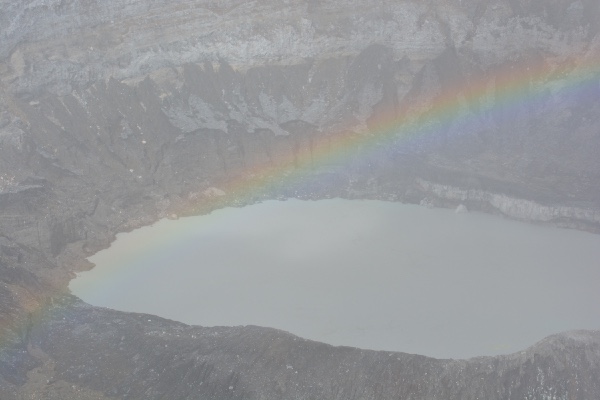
[71,199,600,359]
[2,0,600,398]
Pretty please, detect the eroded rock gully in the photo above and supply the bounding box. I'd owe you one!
[1,0,600,398]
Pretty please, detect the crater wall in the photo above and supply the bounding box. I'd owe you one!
[1,1,600,398]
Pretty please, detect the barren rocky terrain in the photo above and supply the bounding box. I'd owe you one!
[1,0,600,398]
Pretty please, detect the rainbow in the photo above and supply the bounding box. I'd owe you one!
[1,50,599,354]
[176,53,600,211]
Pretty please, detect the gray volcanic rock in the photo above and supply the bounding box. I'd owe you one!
[5,298,600,400]
[16,297,600,400]
[1,0,600,398]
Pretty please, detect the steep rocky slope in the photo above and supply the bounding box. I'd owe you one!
[1,0,600,398]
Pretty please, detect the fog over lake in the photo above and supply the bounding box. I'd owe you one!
[70,199,600,359]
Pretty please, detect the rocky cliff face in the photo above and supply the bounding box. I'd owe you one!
[1,0,600,398]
